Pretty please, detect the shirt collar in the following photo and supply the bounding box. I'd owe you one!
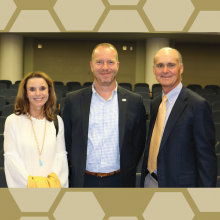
[92,81,118,95]
[162,82,182,104]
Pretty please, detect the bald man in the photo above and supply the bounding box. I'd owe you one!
[140,47,217,187]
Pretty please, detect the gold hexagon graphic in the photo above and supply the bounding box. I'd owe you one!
[108,217,138,220]
[20,218,49,220]
[10,10,60,32]
[0,0,17,30]
[143,0,195,31]
[53,192,105,220]
[108,0,139,5]
[188,189,220,212]
[98,10,148,32]
[9,189,61,212]
[189,11,220,32]
[143,192,194,220]
[54,0,105,31]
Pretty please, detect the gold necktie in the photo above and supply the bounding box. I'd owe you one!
[148,95,168,174]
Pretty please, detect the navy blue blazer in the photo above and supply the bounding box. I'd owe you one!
[141,86,217,187]
[63,85,146,187]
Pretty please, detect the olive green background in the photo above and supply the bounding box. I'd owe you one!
[1,0,220,219]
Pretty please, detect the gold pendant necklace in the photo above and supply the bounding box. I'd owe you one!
[30,116,46,166]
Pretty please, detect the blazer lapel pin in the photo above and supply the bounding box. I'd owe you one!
[122,99,126,102]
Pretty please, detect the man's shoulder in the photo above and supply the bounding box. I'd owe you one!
[66,86,92,99]
[118,85,142,100]
[182,86,207,104]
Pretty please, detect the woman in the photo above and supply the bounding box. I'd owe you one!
[4,71,68,188]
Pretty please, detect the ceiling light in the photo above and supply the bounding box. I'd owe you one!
[123,46,127,50]
[38,44,42,49]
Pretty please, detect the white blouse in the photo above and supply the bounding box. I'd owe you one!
[4,113,68,188]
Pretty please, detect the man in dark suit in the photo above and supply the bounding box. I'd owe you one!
[63,43,146,187]
[141,47,217,187]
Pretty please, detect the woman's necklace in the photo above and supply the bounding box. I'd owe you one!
[30,116,46,166]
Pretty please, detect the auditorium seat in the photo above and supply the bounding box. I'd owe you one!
[0,89,17,102]
[215,123,220,143]
[55,91,63,108]
[120,85,131,91]
[217,154,220,176]
[55,90,63,98]
[61,107,64,118]
[9,84,19,91]
[60,97,66,112]
[195,88,214,95]
[212,111,220,123]
[152,84,162,93]
[187,84,202,92]
[152,87,162,99]
[134,83,149,88]
[66,82,81,91]
[215,142,220,154]
[153,93,161,99]
[54,85,68,96]
[118,83,132,91]
[134,87,150,93]
[217,176,220,188]
[83,82,93,87]
[9,96,16,105]
[0,80,12,89]
[71,85,85,91]
[54,81,64,86]
[135,92,151,100]
[143,99,151,115]
[0,96,6,115]
[137,154,144,173]
[212,101,220,111]
[15,80,21,84]
[201,94,220,106]
[135,173,141,188]
[0,83,7,91]
[0,117,6,134]
[2,105,14,117]
[0,168,7,187]
[205,85,220,94]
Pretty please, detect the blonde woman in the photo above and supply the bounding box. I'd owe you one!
[4,71,68,188]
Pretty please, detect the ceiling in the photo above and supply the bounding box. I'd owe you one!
[1,32,220,44]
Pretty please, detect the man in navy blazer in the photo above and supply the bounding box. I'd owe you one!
[63,43,146,187]
[141,47,217,187]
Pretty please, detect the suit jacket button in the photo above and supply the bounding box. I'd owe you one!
[82,173,84,176]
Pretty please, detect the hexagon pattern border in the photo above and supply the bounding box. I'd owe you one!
[0,188,220,219]
[1,0,220,219]
[0,0,220,32]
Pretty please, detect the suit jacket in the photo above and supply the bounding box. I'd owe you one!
[140,86,217,187]
[63,85,146,187]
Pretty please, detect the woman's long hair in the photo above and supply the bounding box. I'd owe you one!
[15,71,56,122]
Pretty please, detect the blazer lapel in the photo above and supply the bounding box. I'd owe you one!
[118,86,127,152]
[81,86,92,148]
[159,86,188,151]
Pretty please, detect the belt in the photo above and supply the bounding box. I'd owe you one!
[85,169,120,177]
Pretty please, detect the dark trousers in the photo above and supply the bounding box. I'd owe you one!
[83,172,121,187]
